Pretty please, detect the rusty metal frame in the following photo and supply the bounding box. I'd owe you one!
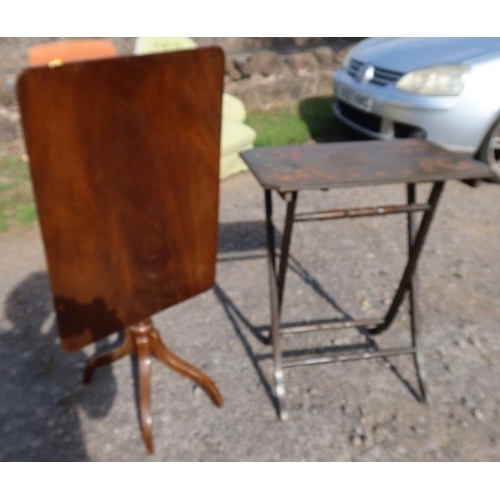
[264,182,444,421]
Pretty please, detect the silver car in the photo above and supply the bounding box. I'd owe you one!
[333,37,500,174]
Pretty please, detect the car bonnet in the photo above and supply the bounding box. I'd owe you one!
[351,37,500,72]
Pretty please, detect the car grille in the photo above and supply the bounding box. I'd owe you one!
[348,59,404,87]
[338,102,381,133]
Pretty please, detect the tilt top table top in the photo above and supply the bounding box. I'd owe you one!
[17,48,225,353]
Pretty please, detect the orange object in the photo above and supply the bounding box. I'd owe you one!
[28,39,116,66]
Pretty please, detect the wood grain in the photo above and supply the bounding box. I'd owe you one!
[17,48,225,351]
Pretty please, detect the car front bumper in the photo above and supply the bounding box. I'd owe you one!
[333,68,487,154]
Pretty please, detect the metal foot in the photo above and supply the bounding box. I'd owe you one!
[274,369,289,421]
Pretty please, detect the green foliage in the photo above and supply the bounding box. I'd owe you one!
[0,155,36,232]
[247,106,312,147]
[246,97,349,147]
[15,203,37,225]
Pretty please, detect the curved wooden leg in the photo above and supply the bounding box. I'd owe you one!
[134,331,154,455]
[150,328,223,408]
[83,318,223,455]
[83,332,133,384]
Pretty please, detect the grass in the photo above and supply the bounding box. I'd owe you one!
[246,96,350,147]
[247,106,313,147]
[0,155,36,232]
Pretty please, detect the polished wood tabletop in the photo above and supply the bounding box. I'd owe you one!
[17,48,225,352]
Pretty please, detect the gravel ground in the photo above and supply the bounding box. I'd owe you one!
[0,168,499,461]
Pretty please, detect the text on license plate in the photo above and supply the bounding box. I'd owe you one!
[338,85,373,113]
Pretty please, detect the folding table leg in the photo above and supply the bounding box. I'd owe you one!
[265,189,298,421]
[369,181,445,336]
[278,192,298,312]
[407,183,429,402]
[263,183,442,420]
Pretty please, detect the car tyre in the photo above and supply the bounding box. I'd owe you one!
[478,116,500,182]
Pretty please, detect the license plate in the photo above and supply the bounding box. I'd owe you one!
[337,84,373,113]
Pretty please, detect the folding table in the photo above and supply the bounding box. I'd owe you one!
[241,139,493,421]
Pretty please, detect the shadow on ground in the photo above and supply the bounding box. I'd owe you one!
[298,96,368,143]
[216,219,422,420]
[0,272,119,461]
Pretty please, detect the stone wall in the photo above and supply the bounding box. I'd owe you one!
[0,38,361,153]
[223,42,356,110]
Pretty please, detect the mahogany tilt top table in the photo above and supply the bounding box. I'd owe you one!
[17,48,225,453]
[241,139,494,421]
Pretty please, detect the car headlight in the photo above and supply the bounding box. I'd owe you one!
[396,64,469,96]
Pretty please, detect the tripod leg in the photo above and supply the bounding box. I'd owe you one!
[83,332,133,384]
[150,328,223,408]
[135,332,154,454]
[83,318,222,455]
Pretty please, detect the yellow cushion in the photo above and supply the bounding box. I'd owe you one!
[221,120,256,157]
[222,93,247,123]
[220,121,256,179]
[134,37,197,55]
[220,148,252,179]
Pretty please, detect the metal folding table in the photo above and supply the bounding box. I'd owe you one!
[241,139,493,421]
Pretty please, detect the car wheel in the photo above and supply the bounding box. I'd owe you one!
[478,116,500,181]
